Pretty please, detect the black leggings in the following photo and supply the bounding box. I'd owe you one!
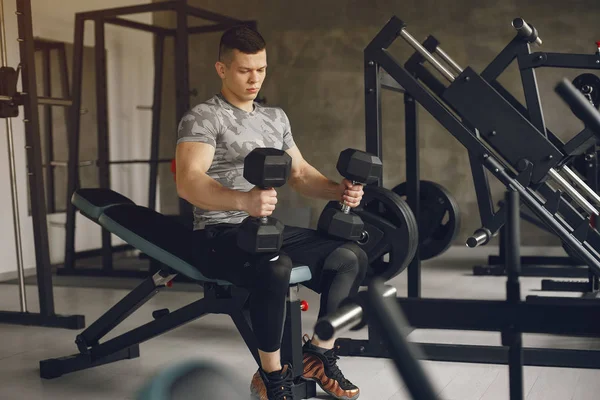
[192,224,369,353]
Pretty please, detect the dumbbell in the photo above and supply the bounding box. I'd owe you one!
[237,148,292,253]
[317,148,382,241]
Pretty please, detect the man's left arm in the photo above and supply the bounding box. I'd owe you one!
[285,146,363,208]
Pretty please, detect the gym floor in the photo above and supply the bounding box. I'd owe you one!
[0,246,599,400]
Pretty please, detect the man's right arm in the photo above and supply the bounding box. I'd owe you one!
[175,142,248,212]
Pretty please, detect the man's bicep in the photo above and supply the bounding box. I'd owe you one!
[285,145,308,177]
[176,142,215,176]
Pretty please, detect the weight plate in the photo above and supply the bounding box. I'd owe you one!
[572,73,600,109]
[319,185,419,284]
[392,180,461,260]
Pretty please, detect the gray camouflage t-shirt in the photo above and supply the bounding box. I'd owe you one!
[177,94,296,230]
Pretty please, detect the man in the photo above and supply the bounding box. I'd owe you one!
[175,25,368,400]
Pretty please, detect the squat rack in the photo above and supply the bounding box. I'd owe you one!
[62,0,255,277]
[0,0,84,329]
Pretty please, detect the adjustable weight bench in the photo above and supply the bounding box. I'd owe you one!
[39,188,317,399]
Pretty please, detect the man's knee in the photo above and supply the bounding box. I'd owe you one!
[324,243,369,278]
[257,253,293,289]
[342,242,369,274]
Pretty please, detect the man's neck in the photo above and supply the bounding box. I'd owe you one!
[220,88,254,113]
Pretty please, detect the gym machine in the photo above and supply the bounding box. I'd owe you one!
[0,0,84,329]
[468,43,600,288]
[61,0,257,278]
[325,188,600,399]
[365,16,600,289]
[494,73,600,296]
[335,16,600,369]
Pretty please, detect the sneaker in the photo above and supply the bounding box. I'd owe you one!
[301,335,360,400]
[250,363,295,400]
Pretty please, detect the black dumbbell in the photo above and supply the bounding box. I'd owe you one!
[318,148,382,241]
[237,148,292,253]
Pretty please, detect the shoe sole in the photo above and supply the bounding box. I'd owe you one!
[300,376,360,400]
[249,387,263,400]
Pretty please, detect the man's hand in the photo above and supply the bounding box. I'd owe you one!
[243,186,278,217]
[339,179,364,208]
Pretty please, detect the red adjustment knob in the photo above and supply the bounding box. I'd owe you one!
[166,280,173,288]
[300,300,309,311]
[170,159,177,181]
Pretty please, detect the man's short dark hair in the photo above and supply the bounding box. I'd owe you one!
[218,25,266,64]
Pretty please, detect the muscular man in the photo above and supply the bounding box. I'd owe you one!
[176,25,368,400]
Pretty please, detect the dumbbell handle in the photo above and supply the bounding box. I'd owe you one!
[257,186,274,223]
[340,180,360,213]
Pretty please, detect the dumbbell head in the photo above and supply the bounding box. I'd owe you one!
[336,149,382,184]
[237,216,285,253]
[317,207,364,241]
[243,148,292,188]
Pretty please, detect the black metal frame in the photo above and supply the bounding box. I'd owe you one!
[0,0,84,329]
[357,16,600,369]
[33,39,72,214]
[367,16,600,294]
[476,154,600,296]
[62,1,254,277]
[338,191,600,375]
[470,42,600,284]
[39,269,316,398]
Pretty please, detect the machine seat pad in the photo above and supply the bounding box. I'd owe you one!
[72,188,136,222]
[97,204,312,285]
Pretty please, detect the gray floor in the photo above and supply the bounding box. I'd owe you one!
[0,247,599,400]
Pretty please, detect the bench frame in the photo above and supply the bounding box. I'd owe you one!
[39,268,316,398]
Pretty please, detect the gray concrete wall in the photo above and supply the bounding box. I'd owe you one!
[155,0,599,246]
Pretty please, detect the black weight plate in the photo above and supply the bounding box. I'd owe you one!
[319,185,419,284]
[393,180,461,260]
[572,73,600,109]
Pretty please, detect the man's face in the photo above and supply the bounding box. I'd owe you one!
[217,49,267,103]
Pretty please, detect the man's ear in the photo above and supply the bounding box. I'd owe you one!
[214,61,226,79]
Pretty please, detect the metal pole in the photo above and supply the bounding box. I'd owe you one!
[0,0,27,312]
[512,18,542,46]
[94,18,112,271]
[561,165,600,208]
[398,28,456,82]
[434,46,463,75]
[314,286,397,340]
[366,280,439,400]
[64,14,85,271]
[364,57,382,186]
[405,93,420,298]
[148,34,164,210]
[175,0,193,218]
[15,0,55,316]
[505,189,524,400]
[42,45,55,213]
[547,168,598,215]
[0,95,72,105]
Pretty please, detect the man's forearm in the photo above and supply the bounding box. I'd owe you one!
[290,163,342,201]
[178,173,247,212]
